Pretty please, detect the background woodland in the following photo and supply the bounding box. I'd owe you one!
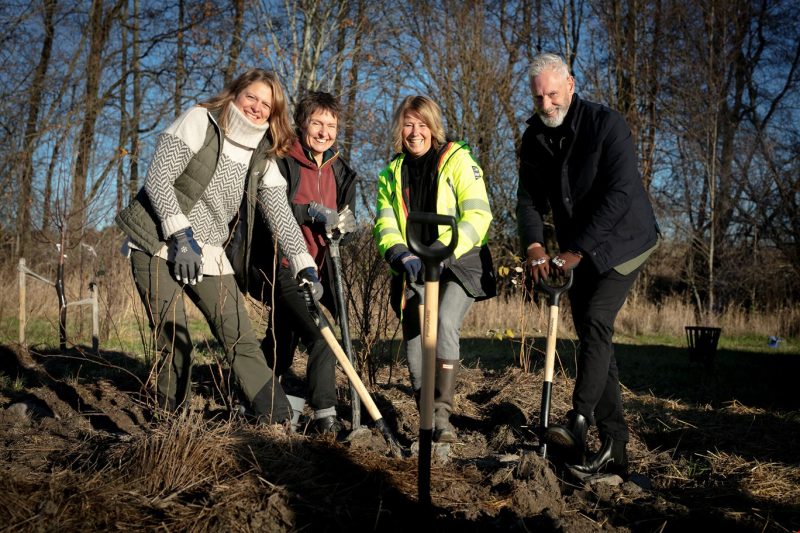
[2,0,799,340]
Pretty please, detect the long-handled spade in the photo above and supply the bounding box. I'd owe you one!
[301,285,405,458]
[325,231,362,432]
[405,212,458,508]
[537,270,573,459]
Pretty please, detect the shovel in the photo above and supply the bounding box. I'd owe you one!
[302,285,404,458]
[406,212,458,507]
[536,270,573,459]
[325,231,362,431]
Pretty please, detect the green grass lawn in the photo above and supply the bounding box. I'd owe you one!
[455,332,800,411]
[6,315,798,412]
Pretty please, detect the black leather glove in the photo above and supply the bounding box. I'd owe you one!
[307,202,338,234]
[170,227,204,285]
[296,267,323,301]
[337,205,357,235]
[390,251,422,282]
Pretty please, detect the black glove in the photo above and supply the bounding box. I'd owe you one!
[296,267,323,301]
[390,251,422,282]
[170,227,204,285]
[307,202,338,234]
[337,205,357,235]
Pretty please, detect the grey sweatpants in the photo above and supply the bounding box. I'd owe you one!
[401,273,474,391]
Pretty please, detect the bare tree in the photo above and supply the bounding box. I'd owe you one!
[223,0,245,85]
[16,0,56,258]
[71,0,124,235]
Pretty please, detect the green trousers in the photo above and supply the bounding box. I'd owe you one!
[130,250,290,421]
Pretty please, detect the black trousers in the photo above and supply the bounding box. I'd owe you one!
[568,262,641,443]
[261,268,337,411]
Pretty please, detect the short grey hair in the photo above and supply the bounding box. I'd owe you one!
[528,53,571,83]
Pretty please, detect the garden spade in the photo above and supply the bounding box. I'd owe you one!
[406,212,458,507]
[537,270,573,459]
[324,230,362,432]
[301,285,404,458]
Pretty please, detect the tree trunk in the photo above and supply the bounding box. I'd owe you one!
[71,0,122,236]
[175,0,185,118]
[116,0,129,214]
[129,0,141,201]
[341,0,364,161]
[17,0,56,257]
[224,0,245,85]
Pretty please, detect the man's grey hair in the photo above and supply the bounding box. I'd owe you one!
[528,53,571,83]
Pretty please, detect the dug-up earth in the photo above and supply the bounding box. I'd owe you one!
[0,342,798,532]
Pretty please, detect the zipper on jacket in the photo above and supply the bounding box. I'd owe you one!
[446,177,461,219]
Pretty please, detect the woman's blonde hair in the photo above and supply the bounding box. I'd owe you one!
[200,69,296,158]
[390,95,446,154]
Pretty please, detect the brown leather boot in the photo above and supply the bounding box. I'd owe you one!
[433,359,458,443]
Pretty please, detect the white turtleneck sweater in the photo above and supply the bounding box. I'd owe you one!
[139,104,314,276]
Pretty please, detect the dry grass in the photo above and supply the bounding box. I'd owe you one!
[3,253,798,358]
[112,410,241,497]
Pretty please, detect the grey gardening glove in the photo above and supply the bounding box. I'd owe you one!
[296,267,323,302]
[170,227,204,285]
[307,201,338,235]
[337,205,357,235]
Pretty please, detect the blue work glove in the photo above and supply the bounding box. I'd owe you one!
[307,202,338,234]
[170,227,204,285]
[296,267,323,301]
[337,205,357,235]
[390,251,422,282]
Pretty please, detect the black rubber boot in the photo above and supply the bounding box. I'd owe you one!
[433,359,458,443]
[544,411,589,463]
[569,435,628,477]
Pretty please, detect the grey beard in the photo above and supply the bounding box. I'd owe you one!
[538,107,567,128]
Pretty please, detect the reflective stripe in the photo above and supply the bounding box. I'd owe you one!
[457,220,480,244]
[461,198,490,212]
[379,227,402,238]
[378,208,395,218]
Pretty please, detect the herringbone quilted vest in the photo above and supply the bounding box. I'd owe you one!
[115,110,223,254]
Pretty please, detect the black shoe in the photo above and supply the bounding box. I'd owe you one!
[314,415,344,436]
[544,411,588,462]
[569,435,628,477]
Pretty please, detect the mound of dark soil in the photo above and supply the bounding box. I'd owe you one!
[0,343,797,532]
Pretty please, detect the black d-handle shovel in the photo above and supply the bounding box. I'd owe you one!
[325,232,362,432]
[537,270,573,459]
[406,212,458,508]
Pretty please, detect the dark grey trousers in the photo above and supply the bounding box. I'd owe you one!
[130,250,290,420]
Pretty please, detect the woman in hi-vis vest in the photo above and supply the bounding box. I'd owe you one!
[373,95,496,443]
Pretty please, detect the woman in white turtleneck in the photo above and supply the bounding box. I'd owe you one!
[117,69,317,423]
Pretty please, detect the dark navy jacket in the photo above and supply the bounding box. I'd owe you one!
[516,94,658,273]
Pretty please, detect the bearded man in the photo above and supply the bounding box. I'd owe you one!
[516,52,659,476]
